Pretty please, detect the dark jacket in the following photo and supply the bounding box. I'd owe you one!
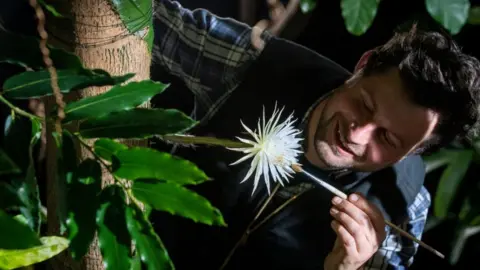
[151,35,426,270]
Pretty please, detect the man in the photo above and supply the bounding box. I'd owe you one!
[150,1,480,269]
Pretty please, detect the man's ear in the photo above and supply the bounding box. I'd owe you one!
[354,50,374,72]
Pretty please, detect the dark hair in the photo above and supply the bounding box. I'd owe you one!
[362,23,480,154]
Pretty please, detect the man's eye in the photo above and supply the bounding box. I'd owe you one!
[362,96,373,112]
[361,90,374,112]
[384,131,396,148]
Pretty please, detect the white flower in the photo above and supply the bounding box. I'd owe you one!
[228,104,304,195]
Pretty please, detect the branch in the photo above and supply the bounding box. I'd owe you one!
[28,0,65,134]
[73,134,143,208]
[0,95,43,121]
[74,134,112,172]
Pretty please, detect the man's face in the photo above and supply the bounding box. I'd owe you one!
[305,67,439,171]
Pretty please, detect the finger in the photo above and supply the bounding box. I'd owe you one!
[254,19,270,31]
[267,0,280,8]
[330,207,370,250]
[331,220,358,256]
[270,4,286,22]
[332,196,377,244]
[348,193,385,233]
[332,196,373,229]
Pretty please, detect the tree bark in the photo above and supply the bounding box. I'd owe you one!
[44,0,152,269]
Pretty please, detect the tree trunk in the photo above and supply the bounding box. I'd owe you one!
[44,0,152,269]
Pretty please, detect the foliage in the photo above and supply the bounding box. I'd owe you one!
[340,0,379,36]
[0,31,227,269]
[110,0,155,52]
[300,0,475,36]
[422,138,480,265]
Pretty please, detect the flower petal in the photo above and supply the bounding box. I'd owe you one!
[262,152,271,195]
[240,120,261,143]
[230,104,303,195]
[240,154,260,184]
[251,153,264,195]
[235,136,257,146]
[230,151,256,166]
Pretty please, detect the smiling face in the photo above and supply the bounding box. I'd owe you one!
[305,67,439,172]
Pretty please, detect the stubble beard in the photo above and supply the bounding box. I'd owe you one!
[313,107,354,171]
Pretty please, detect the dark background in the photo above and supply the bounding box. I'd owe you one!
[1,0,479,269]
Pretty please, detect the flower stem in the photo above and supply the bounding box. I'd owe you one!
[159,134,251,148]
[219,184,282,270]
[0,95,43,121]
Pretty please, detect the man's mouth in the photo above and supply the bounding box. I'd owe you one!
[334,121,354,157]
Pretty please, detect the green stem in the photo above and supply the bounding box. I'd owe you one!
[126,187,143,210]
[160,134,251,149]
[72,134,141,208]
[73,134,112,171]
[0,95,43,121]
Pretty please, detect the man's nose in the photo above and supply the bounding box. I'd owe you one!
[348,121,376,145]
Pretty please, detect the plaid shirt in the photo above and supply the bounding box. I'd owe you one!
[152,1,431,269]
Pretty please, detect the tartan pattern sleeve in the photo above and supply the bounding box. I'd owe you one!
[152,0,271,122]
[364,186,431,270]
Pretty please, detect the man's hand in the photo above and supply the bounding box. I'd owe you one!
[324,193,386,270]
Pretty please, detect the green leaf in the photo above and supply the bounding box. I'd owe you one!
[132,179,226,226]
[0,31,82,70]
[3,69,134,99]
[94,139,128,162]
[63,80,168,123]
[458,182,480,225]
[300,0,317,13]
[97,185,131,270]
[125,204,174,270]
[426,0,470,35]
[3,116,31,171]
[0,236,69,270]
[424,215,444,232]
[39,0,65,17]
[341,0,378,36]
[79,108,197,139]
[473,137,480,156]
[110,0,153,34]
[422,149,455,173]
[467,6,480,25]
[131,252,143,270]
[56,131,79,235]
[14,174,42,234]
[146,25,154,53]
[471,216,480,226]
[449,225,480,265]
[112,147,209,185]
[0,182,24,210]
[2,117,42,232]
[11,119,42,233]
[66,159,102,259]
[434,149,473,218]
[14,214,29,226]
[0,148,20,175]
[0,210,41,250]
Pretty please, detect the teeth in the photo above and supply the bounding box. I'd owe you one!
[337,126,346,149]
[337,126,343,143]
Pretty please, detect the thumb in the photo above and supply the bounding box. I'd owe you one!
[333,237,343,251]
